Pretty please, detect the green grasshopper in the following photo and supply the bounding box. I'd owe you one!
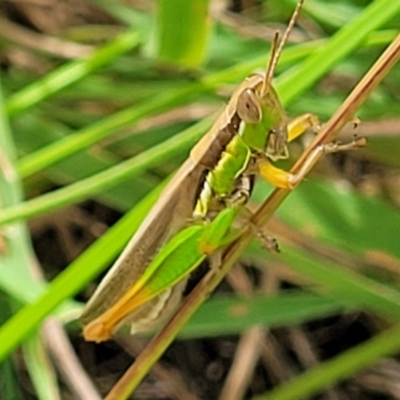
[80,0,363,342]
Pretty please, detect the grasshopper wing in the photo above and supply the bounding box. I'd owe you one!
[80,157,206,335]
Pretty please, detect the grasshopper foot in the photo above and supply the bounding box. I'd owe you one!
[249,222,280,253]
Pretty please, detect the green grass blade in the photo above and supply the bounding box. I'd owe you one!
[23,333,61,400]
[0,71,56,399]
[278,246,400,319]
[256,323,400,400]
[0,181,163,362]
[0,117,211,226]
[6,29,140,117]
[179,292,356,339]
[279,0,400,103]
[156,0,212,67]
[278,179,400,259]
[16,83,203,178]
[0,294,22,400]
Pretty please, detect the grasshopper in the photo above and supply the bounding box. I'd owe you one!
[80,0,363,342]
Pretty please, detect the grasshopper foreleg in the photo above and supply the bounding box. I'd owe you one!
[257,113,321,188]
[259,135,367,189]
[287,113,321,142]
[288,135,367,187]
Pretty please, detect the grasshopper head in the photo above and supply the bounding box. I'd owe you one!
[236,0,303,161]
[235,73,288,160]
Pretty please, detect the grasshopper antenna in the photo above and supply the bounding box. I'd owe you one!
[263,0,305,93]
[262,31,280,95]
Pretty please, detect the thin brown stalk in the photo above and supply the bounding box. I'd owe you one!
[219,327,265,400]
[105,33,400,400]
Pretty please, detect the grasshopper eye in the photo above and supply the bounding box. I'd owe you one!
[237,89,262,124]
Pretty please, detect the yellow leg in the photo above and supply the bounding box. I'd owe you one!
[258,158,296,189]
[287,114,360,142]
[287,113,321,142]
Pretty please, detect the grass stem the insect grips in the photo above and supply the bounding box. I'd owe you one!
[80,0,365,343]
